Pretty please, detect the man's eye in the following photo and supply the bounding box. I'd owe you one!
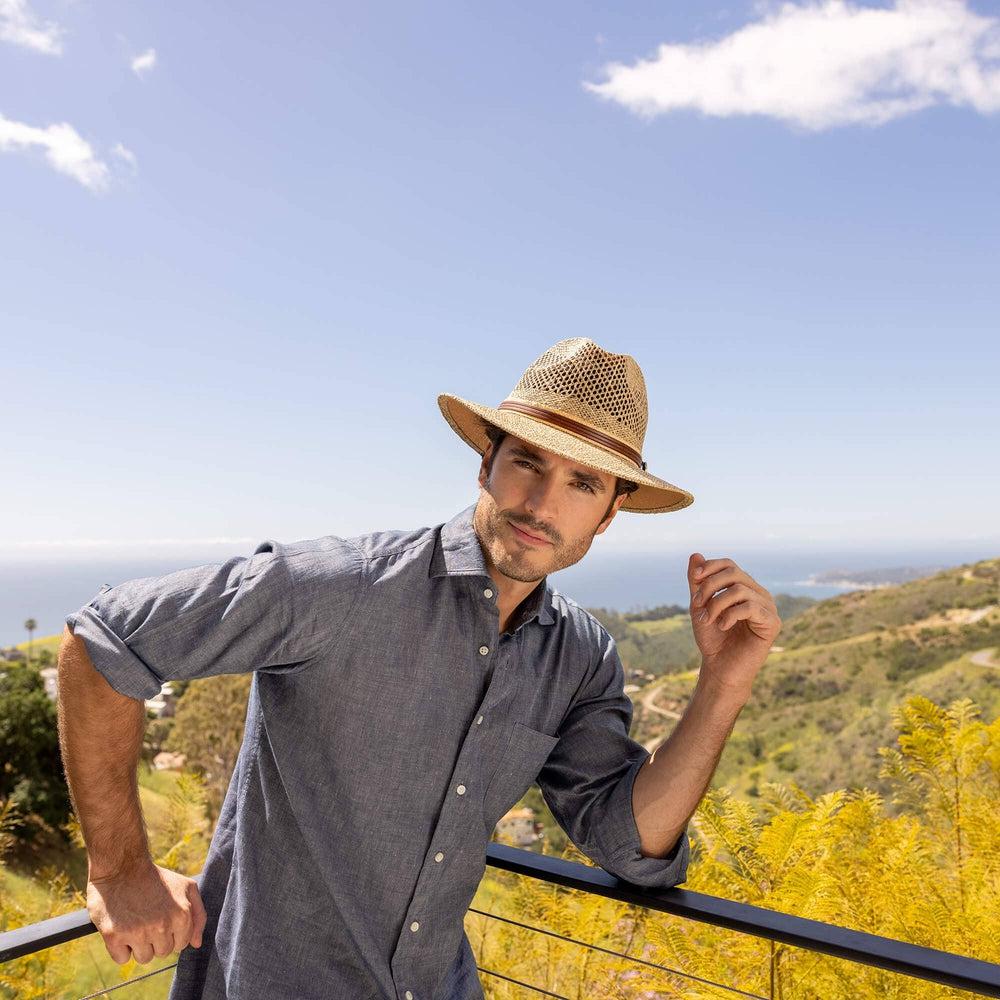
[516,460,594,494]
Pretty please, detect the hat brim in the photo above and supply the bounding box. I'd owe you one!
[437,393,694,514]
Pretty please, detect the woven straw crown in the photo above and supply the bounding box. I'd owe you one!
[438,337,694,514]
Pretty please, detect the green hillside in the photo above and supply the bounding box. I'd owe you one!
[588,593,819,685]
[613,556,1000,804]
[9,633,62,659]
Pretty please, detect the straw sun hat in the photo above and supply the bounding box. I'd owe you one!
[438,337,694,514]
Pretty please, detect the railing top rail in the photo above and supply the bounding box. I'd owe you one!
[484,844,1000,997]
[3,845,999,998]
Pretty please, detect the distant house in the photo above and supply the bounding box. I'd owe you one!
[145,682,179,719]
[0,647,26,662]
[495,806,541,848]
[40,666,59,701]
[153,751,187,771]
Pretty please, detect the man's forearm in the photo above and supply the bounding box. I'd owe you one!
[57,624,153,881]
[632,672,749,858]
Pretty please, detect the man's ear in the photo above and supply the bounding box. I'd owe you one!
[478,443,493,490]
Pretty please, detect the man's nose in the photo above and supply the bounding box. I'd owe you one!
[523,476,559,531]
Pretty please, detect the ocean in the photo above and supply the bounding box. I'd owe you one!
[2,542,995,648]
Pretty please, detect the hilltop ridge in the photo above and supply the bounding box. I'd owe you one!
[604,555,1000,804]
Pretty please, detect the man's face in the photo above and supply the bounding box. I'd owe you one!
[474,433,628,584]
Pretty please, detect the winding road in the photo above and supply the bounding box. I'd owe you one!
[971,647,1000,669]
[639,684,682,754]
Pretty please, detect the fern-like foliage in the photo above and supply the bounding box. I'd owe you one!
[472,694,1000,999]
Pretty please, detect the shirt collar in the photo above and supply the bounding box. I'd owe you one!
[430,501,555,627]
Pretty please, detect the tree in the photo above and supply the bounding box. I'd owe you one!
[141,715,175,770]
[0,665,72,838]
[164,674,252,825]
[23,618,37,665]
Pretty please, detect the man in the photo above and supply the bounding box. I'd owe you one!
[57,337,781,1000]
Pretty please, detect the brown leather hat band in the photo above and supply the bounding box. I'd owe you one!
[498,400,646,470]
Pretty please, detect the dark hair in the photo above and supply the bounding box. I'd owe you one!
[479,419,639,520]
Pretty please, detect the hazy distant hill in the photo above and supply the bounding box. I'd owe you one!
[806,565,947,588]
[607,556,1000,807]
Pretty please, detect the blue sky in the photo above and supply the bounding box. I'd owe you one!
[2,0,998,562]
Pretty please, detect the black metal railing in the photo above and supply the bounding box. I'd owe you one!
[484,843,1000,997]
[4,843,1000,998]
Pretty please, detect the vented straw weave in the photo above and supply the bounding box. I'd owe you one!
[511,339,649,452]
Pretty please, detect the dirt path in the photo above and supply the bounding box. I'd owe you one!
[639,684,682,754]
[641,685,682,721]
[900,603,999,633]
[971,647,1000,669]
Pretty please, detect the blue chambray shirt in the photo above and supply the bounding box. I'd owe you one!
[66,501,689,1000]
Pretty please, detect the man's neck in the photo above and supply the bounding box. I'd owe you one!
[495,577,545,635]
[475,533,545,634]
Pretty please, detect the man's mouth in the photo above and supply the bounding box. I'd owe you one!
[509,520,551,546]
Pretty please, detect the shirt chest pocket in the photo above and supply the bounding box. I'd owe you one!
[482,722,559,835]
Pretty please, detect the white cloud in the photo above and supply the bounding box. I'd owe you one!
[0,112,109,191]
[583,0,1000,130]
[112,141,137,170]
[0,0,63,54]
[131,46,156,77]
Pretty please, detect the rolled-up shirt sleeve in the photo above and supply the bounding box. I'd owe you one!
[65,536,366,701]
[536,627,690,890]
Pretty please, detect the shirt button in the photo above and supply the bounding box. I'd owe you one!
[410,920,420,932]
[405,993,413,1000]
[434,851,444,862]
[483,588,493,598]
[476,715,483,725]
[479,645,489,655]
[456,784,466,795]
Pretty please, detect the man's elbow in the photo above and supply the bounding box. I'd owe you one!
[638,825,687,860]
[57,622,142,710]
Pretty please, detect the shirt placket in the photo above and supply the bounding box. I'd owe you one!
[389,578,515,1000]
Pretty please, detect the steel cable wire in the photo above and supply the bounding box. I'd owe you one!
[468,906,768,999]
[75,961,177,999]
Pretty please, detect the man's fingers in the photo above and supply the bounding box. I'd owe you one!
[691,558,739,604]
[693,557,733,582]
[688,553,707,595]
[717,598,764,630]
[697,583,754,626]
[693,564,774,606]
[152,930,175,958]
[187,881,207,948]
[692,565,743,609]
[718,599,782,641]
[105,936,132,966]
[129,939,155,965]
[88,865,206,967]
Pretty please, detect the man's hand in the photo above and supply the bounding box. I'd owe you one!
[87,860,207,965]
[688,552,781,700]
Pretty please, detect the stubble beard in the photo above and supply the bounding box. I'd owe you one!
[473,491,594,583]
